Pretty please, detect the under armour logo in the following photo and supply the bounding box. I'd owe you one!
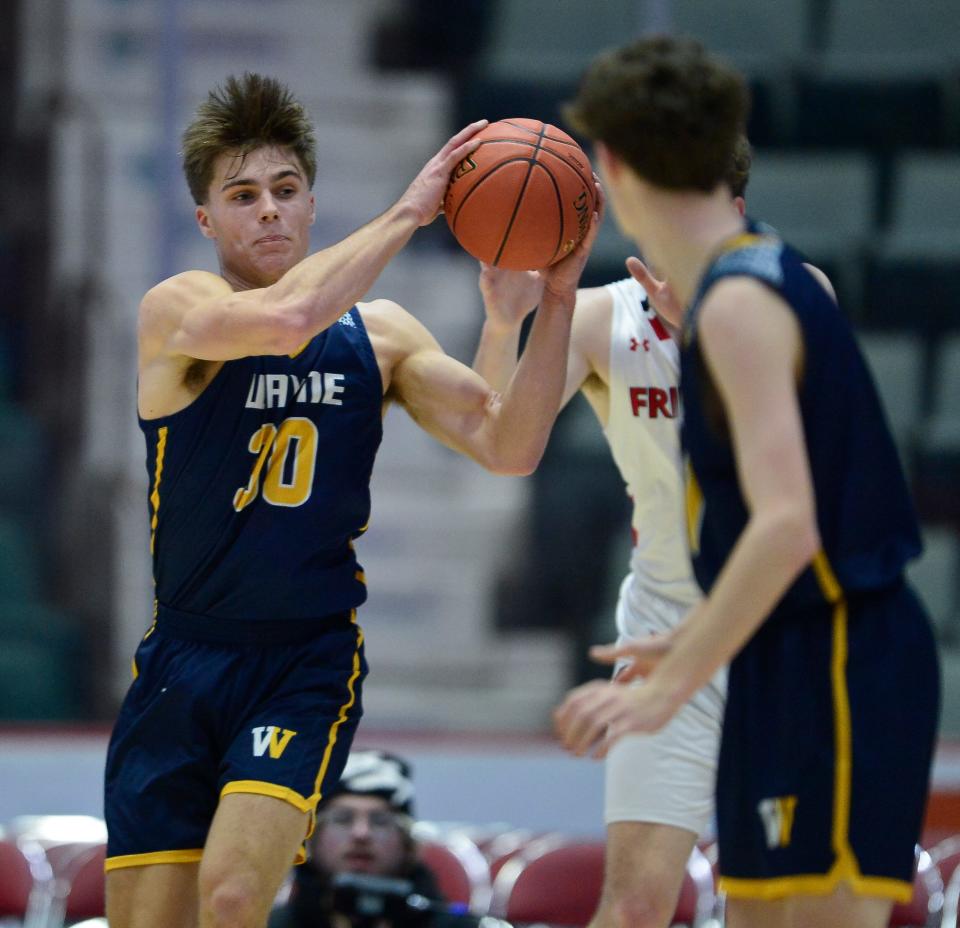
[629,338,638,351]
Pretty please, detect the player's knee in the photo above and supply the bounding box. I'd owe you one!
[199,871,262,928]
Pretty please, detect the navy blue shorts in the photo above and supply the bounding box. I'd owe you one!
[716,581,939,902]
[104,609,367,872]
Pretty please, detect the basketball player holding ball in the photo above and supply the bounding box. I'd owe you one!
[103,74,600,928]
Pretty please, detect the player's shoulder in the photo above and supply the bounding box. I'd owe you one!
[697,276,800,354]
[357,298,440,356]
[141,269,228,307]
[139,269,230,331]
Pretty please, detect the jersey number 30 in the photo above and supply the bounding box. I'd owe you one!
[233,417,318,511]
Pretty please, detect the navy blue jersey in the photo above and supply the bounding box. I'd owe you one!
[140,307,383,622]
[681,224,922,611]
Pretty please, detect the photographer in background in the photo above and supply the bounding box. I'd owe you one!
[269,750,450,928]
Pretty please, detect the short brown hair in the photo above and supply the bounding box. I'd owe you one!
[182,73,317,204]
[565,36,749,193]
[726,134,752,199]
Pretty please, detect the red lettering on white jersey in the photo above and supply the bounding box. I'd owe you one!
[629,386,679,418]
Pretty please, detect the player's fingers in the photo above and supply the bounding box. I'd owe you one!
[625,256,660,289]
[555,683,614,755]
[553,681,603,744]
[443,119,489,155]
[593,180,606,225]
[444,122,489,167]
[588,642,629,665]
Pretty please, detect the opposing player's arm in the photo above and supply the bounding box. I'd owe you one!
[385,290,575,475]
[472,270,608,410]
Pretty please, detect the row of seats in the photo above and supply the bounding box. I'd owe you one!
[454,0,960,150]
[582,148,960,327]
[1,813,955,927]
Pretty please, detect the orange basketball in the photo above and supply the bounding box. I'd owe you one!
[443,118,595,271]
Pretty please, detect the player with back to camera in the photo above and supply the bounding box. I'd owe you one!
[553,36,939,928]
[472,140,756,928]
[103,73,600,928]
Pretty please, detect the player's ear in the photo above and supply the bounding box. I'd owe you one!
[594,142,622,180]
[196,205,216,240]
[734,196,746,217]
[308,193,316,226]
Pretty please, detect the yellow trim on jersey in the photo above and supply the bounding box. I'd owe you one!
[104,849,203,872]
[131,621,157,680]
[220,780,315,813]
[354,569,366,584]
[149,426,168,555]
[684,458,703,555]
[288,340,310,359]
[717,232,767,256]
[310,612,363,804]
[719,870,913,903]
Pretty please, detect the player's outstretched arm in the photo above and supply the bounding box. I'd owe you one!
[142,121,489,363]
[472,268,607,411]
[471,264,543,392]
[554,276,821,756]
[385,191,602,474]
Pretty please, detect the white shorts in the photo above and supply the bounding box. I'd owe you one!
[604,581,725,836]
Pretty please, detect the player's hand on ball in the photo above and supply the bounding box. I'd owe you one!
[625,256,683,327]
[401,120,488,226]
[479,264,544,330]
[541,179,604,305]
[553,678,677,758]
[589,629,677,684]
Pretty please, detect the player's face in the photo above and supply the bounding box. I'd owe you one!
[312,795,408,877]
[196,145,315,288]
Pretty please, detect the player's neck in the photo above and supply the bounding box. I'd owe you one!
[641,189,744,309]
[219,262,282,293]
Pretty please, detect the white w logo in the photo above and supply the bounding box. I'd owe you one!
[251,725,298,759]
[758,795,798,849]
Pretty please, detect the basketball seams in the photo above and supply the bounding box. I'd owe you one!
[443,118,594,270]
[449,157,545,231]
[501,118,582,148]
[536,146,594,192]
[529,162,567,266]
[493,122,549,266]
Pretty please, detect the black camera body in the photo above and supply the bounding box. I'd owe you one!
[331,873,436,927]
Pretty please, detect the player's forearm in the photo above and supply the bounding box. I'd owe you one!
[488,294,574,474]
[648,503,820,707]
[265,201,421,337]
[472,319,522,393]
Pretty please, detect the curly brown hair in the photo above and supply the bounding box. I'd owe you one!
[564,36,749,193]
[182,73,317,205]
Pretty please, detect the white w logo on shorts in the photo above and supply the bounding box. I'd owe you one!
[758,795,798,849]
[251,725,298,759]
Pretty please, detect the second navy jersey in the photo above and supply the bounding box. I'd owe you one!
[681,223,922,611]
[140,307,383,622]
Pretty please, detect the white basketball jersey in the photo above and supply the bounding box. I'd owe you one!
[602,277,702,630]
